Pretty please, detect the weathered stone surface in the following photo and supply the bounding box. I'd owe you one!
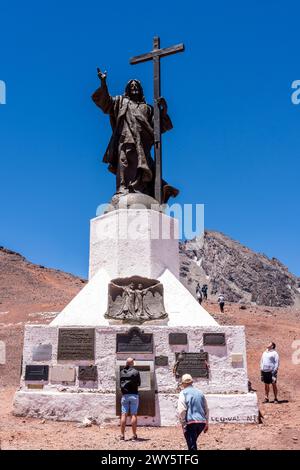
[13,390,258,425]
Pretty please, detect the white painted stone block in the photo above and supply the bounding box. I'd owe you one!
[89,210,179,280]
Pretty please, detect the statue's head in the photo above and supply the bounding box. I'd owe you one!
[124,79,145,102]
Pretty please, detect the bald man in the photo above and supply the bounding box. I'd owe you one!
[120,358,141,441]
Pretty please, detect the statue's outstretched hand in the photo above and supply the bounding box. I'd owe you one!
[97,67,107,82]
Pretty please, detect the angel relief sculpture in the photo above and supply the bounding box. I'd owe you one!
[105,276,168,323]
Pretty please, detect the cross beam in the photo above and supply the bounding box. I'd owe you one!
[130,37,184,204]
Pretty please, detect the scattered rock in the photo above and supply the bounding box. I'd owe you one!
[77,417,93,428]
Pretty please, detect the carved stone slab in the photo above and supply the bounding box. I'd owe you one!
[57,328,95,360]
[203,333,226,346]
[32,344,52,362]
[50,365,76,384]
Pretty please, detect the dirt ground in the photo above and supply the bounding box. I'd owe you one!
[0,302,300,450]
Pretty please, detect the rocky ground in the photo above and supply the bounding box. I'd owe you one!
[1,301,299,450]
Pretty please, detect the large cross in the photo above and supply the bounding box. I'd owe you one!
[130,37,184,204]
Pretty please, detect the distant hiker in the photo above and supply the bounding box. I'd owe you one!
[120,357,141,441]
[196,283,203,304]
[201,284,208,300]
[218,294,225,313]
[177,374,209,451]
[260,342,280,403]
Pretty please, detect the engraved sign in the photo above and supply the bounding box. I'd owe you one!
[155,355,169,366]
[203,333,226,346]
[169,333,187,345]
[32,344,52,362]
[25,365,49,381]
[78,365,98,382]
[50,365,76,384]
[57,328,95,360]
[231,354,244,367]
[116,327,153,353]
[175,352,209,378]
[139,370,151,390]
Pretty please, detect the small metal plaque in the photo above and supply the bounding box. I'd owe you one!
[116,327,153,353]
[57,328,95,360]
[78,365,98,382]
[231,354,244,367]
[50,365,76,384]
[25,365,49,381]
[175,352,209,378]
[32,344,52,362]
[27,383,44,390]
[169,333,188,345]
[203,333,226,346]
[155,355,169,367]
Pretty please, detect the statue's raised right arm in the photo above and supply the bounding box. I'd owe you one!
[91,67,114,114]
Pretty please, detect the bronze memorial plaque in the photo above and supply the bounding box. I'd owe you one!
[78,365,98,382]
[175,352,209,378]
[57,328,95,360]
[169,333,188,345]
[25,365,49,381]
[116,327,153,353]
[203,333,226,346]
[155,355,169,367]
[32,343,52,362]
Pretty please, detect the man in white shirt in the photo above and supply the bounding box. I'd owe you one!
[260,342,280,403]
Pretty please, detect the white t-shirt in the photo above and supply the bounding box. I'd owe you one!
[260,350,279,373]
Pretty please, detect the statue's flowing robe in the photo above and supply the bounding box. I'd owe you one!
[92,82,173,191]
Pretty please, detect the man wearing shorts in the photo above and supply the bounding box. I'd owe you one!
[120,357,141,441]
[260,342,280,403]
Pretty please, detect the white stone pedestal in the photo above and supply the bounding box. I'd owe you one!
[14,209,258,426]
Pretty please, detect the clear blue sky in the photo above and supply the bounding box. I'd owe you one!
[0,0,299,278]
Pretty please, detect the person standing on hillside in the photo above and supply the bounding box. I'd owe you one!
[177,374,209,451]
[260,342,280,403]
[218,293,225,313]
[196,283,203,305]
[201,284,208,300]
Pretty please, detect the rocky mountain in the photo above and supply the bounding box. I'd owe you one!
[0,247,86,321]
[179,231,300,307]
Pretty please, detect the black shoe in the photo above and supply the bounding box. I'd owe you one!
[263,398,269,403]
[274,399,279,404]
[130,435,138,441]
[119,435,125,441]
